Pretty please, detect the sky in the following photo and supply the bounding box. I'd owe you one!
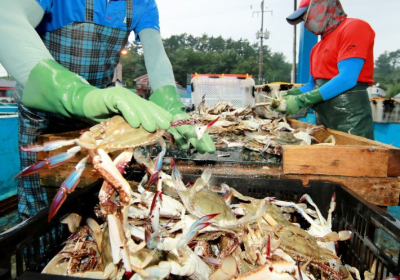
[154,0,399,66]
[1,0,398,77]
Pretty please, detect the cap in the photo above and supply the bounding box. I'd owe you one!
[286,0,310,25]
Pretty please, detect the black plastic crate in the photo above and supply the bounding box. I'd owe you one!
[0,182,101,280]
[1,176,399,279]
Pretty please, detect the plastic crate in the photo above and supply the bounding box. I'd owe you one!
[190,74,255,109]
[0,182,101,280]
[1,176,399,279]
[185,175,400,279]
[370,98,400,123]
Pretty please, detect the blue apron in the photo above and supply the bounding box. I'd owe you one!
[17,0,132,220]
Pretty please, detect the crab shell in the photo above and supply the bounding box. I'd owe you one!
[90,115,165,153]
[274,224,339,263]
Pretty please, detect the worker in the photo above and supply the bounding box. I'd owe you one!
[283,0,375,139]
[0,0,215,220]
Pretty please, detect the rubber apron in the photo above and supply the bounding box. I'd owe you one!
[16,0,132,220]
[313,79,374,140]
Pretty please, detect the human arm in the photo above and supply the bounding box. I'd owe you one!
[284,58,365,115]
[283,75,315,97]
[140,28,216,153]
[299,75,315,93]
[0,0,172,132]
[0,0,52,86]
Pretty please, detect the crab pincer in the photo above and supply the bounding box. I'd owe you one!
[177,213,219,248]
[48,156,89,222]
[15,146,82,178]
[195,116,220,140]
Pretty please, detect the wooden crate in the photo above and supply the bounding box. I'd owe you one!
[284,119,400,178]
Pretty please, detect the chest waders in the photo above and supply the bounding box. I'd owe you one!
[313,79,374,140]
[17,0,132,220]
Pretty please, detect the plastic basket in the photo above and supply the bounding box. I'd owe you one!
[185,175,400,279]
[191,74,255,109]
[370,98,400,123]
[1,176,399,279]
[0,182,101,280]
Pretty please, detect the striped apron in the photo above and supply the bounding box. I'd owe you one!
[17,0,132,220]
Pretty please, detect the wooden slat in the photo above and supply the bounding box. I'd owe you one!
[288,119,400,177]
[282,145,389,177]
[39,162,101,188]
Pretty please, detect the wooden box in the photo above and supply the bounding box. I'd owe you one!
[284,119,400,178]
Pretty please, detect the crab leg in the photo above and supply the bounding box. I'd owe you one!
[48,156,89,222]
[15,146,82,178]
[170,118,199,127]
[99,149,133,215]
[147,138,166,187]
[107,214,132,276]
[177,213,219,249]
[299,194,330,226]
[272,199,322,230]
[195,116,220,140]
[92,148,132,205]
[20,139,76,152]
[150,189,162,235]
[170,158,186,192]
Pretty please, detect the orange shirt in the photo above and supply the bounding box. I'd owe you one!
[310,18,375,85]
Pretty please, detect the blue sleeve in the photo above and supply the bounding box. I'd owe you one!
[299,75,315,93]
[34,0,52,12]
[134,0,160,41]
[318,58,365,100]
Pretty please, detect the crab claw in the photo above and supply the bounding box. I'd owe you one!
[147,139,166,187]
[177,213,219,248]
[195,116,220,140]
[170,158,186,192]
[14,160,48,178]
[48,156,88,222]
[150,191,162,234]
[16,146,82,179]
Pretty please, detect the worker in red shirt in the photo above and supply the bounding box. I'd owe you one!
[284,0,375,139]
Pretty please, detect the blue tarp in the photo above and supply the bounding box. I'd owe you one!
[0,115,19,200]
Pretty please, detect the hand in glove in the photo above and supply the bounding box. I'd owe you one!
[283,87,303,96]
[149,86,216,154]
[283,89,324,115]
[22,59,172,132]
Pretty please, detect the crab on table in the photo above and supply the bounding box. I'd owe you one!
[16,115,218,278]
[16,115,214,221]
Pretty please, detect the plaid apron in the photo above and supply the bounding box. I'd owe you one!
[17,0,132,220]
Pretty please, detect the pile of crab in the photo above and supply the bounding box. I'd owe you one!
[17,116,358,280]
[191,101,335,156]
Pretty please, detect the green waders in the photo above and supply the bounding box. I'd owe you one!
[313,79,374,140]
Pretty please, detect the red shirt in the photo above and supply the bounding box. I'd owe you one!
[310,18,375,85]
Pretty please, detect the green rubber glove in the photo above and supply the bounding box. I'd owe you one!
[22,59,172,132]
[283,89,324,116]
[149,86,216,154]
[284,87,303,96]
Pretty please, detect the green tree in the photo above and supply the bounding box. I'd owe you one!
[119,41,146,88]
[374,50,400,97]
[120,33,292,88]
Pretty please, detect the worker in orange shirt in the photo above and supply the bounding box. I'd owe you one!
[284,0,375,139]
